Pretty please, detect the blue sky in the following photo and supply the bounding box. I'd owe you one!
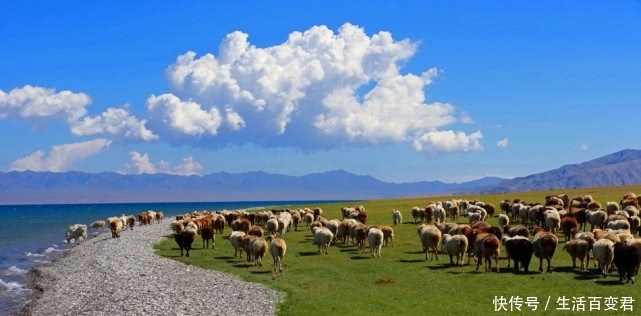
[1,1,640,183]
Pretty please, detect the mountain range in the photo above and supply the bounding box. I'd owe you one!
[1,149,641,204]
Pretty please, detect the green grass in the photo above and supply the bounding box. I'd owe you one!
[153,185,641,316]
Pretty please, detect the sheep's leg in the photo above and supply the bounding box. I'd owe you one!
[539,258,543,272]
[495,253,500,272]
[546,258,552,273]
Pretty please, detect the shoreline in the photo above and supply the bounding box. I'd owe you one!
[13,220,283,316]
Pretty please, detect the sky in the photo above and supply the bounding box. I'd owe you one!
[1,1,640,183]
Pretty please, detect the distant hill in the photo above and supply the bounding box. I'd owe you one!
[4,148,641,204]
[476,149,641,193]
[0,170,504,204]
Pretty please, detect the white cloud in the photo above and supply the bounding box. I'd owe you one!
[69,105,158,141]
[412,130,483,155]
[163,23,480,153]
[580,144,588,151]
[497,138,509,149]
[9,139,111,172]
[0,85,91,122]
[146,93,222,137]
[120,152,202,176]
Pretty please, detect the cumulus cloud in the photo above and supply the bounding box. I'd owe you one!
[0,85,91,122]
[412,130,483,155]
[9,139,111,172]
[497,138,509,149]
[69,105,158,141]
[161,23,480,153]
[119,152,202,175]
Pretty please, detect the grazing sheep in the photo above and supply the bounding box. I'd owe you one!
[419,224,442,261]
[269,235,287,279]
[250,238,268,267]
[503,236,533,272]
[229,231,247,257]
[174,224,197,257]
[563,239,590,271]
[593,238,615,277]
[265,218,279,236]
[613,241,641,284]
[65,224,88,244]
[248,225,265,238]
[108,218,123,239]
[497,214,509,230]
[560,216,579,242]
[367,227,384,258]
[89,221,105,229]
[126,216,135,230]
[312,226,334,254]
[474,233,501,272]
[442,234,468,266]
[392,209,403,226]
[532,230,558,273]
[201,226,215,249]
[411,206,424,223]
[503,225,529,238]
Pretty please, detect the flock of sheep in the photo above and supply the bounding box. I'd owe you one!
[64,210,165,244]
[64,191,641,284]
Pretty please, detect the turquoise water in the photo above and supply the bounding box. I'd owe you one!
[0,200,342,316]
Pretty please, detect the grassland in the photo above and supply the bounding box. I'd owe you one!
[153,185,641,316]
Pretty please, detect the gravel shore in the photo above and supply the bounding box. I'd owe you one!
[15,221,283,316]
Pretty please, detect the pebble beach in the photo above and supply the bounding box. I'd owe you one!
[14,220,283,316]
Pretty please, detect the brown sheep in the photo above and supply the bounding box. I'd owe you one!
[269,235,287,279]
[532,230,558,273]
[560,216,579,242]
[475,233,500,272]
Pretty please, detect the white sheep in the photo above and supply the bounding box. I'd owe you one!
[497,214,509,229]
[544,209,561,233]
[419,224,442,261]
[367,227,384,258]
[593,238,615,277]
[312,226,334,254]
[442,233,468,266]
[392,209,403,226]
[586,209,607,231]
[607,219,631,231]
[269,235,287,279]
[65,224,88,244]
[265,218,279,236]
[229,231,247,257]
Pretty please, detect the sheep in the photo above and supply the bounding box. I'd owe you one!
[503,236,533,272]
[613,241,641,284]
[108,218,123,239]
[303,213,315,230]
[200,225,215,249]
[606,219,631,231]
[174,223,197,257]
[379,225,395,247]
[544,209,561,233]
[312,226,334,254]
[497,214,509,230]
[367,227,384,258]
[593,238,615,277]
[563,239,590,271]
[265,218,279,236]
[229,231,247,257]
[248,225,264,238]
[442,234,468,266]
[560,216,579,242]
[629,215,640,236]
[336,219,356,244]
[586,209,607,231]
[503,225,529,238]
[249,237,268,267]
[269,235,287,279]
[325,220,340,244]
[155,211,164,224]
[411,206,424,223]
[351,223,369,251]
[474,233,501,272]
[418,224,441,261]
[392,209,403,226]
[126,216,135,230]
[532,229,558,273]
[575,232,597,265]
[65,224,88,244]
[89,221,105,229]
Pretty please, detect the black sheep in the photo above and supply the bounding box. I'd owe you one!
[505,237,534,273]
[174,230,196,257]
[613,242,641,284]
